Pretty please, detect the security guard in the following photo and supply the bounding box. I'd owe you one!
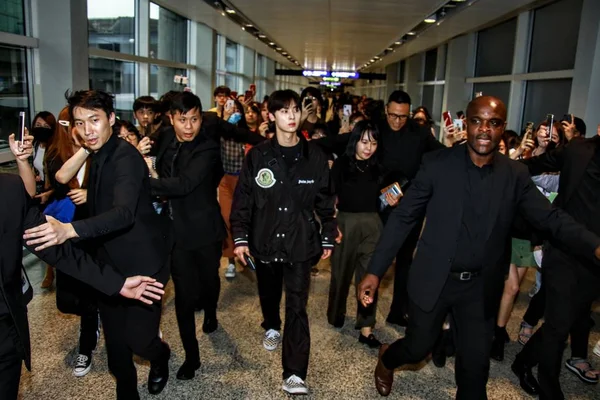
[231,89,338,395]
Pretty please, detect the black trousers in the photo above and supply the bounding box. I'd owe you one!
[0,315,22,400]
[98,267,169,400]
[171,241,222,363]
[328,212,382,329]
[387,221,422,319]
[382,274,494,400]
[523,280,545,327]
[256,259,311,380]
[517,246,600,400]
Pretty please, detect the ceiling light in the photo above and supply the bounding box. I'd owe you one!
[282,52,287,55]
[245,24,253,27]
[407,31,416,35]
[221,12,225,16]
[225,8,235,14]
[287,55,292,59]
[258,34,266,38]
[386,47,393,51]
[424,14,437,23]
[374,56,380,59]
[269,42,275,45]
[276,47,282,51]
[370,59,375,62]
[241,27,245,30]
[394,41,402,45]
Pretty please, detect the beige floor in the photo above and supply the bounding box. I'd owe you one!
[18,255,600,399]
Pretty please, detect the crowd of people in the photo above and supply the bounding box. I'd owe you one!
[1,83,600,400]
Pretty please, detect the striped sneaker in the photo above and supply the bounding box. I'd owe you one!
[263,329,281,351]
[282,374,308,395]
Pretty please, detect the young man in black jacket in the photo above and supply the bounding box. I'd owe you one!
[230,89,339,395]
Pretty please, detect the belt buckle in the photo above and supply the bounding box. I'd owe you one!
[459,271,472,281]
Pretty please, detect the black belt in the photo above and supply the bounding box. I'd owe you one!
[449,270,482,281]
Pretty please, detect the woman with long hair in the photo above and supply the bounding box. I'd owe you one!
[45,106,100,378]
[327,120,399,347]
[412,106,435,136]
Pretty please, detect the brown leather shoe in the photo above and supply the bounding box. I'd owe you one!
[40,266,54,289]
[374,343,394,396]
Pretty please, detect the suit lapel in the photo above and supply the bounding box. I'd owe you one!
[447,146,467,235]
[563,142,595,204]
[484,155,509,242]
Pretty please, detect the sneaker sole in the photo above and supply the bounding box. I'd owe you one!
[594,347,600,358]
[225,273,236,278]
[565,362,599,384]
[282,386,308,395]
[73,363,92,377]
[264,343,279,351]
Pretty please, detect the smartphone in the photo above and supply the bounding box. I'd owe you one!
[244,253,256,271]
[249,84,256,93]
[18,111,26,149]
[442,111,453,130]
[453,119,463,132]
[225,99,235,111]
[343,104,352,117]
[303,97,313,108]
[379,182,402,207]
[522,122,535,159]
[545,114,555,136]
[562,114,572,124]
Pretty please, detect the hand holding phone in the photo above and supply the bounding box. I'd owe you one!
[379,182,402,207]
[244,253,256,271]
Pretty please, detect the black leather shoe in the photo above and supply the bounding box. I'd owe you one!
[432,330,448,368]
[386,314,408,327]
[359,333,382,349]
[202,317,218,334]
[490,335,505,362]
[148,343,170,395]
[176,360,201,380]
[511,359,540,396]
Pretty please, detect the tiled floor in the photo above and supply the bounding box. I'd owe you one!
[18,254,600,399]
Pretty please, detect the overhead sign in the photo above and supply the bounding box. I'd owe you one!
[302,70,329,77]
[322,77,340,82]
[331,71,358,79]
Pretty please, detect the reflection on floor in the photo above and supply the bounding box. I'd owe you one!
[19,254,600,399]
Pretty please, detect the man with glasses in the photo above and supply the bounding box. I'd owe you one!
[209,86,231,118]
[377,90,444,327]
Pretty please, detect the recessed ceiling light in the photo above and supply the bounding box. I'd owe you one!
[276,47,282,51]
[374,56,380,59]
[258,34,266,38]
[394,41,402,45]
[245,24,253,27]
[386,47,393,51]
[370,59,375,62]
[225,8,235,14]
[287,55,292,59]
[221,12,225,16]
[282,52,287,55]
[269,42,275,45]
[424,15,437,23]
[241,27,245,31]
[407,31,416,35]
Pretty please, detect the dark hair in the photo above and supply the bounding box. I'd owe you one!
[535,121,566,149]
[245,102,263,127]
[231,99,249,130]
[300,87,324,108]
[412,106,433,127]
[503,129,519,150]
[213,85,231,97]
[349,112,365,125]
[114,119,141,140]
[345,120,380,162]
[267,90,300,114]
[388,90,411,105]
[133,96,159,113]
[66,90,115,121]
[31,111,57,145]
[170,92,203,115]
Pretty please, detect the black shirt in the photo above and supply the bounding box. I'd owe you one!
[565,147,600,235]
[160,137,182,179]
[280,140,302,169]
[452,147,494,272]
[331,156,380,213]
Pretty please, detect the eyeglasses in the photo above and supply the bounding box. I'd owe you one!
[387,113,409,121]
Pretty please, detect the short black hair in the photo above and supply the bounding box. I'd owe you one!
[214,85,231,97]
[267,90,300,114]
[66,89,115,121]
[133,96,159,113]
[349,112,365,124]
[388,90,411,105]
[114,119,141,141]
[170,92,203,115]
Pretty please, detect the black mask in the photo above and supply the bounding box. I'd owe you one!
[31,127,53,142]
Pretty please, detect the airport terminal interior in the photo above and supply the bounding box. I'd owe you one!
[2,0,600,398]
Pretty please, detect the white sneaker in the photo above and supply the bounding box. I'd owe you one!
[225,263,236,278]
[282,374,308,395]
[593,340,600,358]
[263,329,281,351]
[73,354,92,377]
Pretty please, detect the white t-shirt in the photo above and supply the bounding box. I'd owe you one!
[33,145,45,181]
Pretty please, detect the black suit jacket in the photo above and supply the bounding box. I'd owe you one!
[1,174,126,370]
[368,145,600,317]
[71,134,170,278]
[150,128,226,249]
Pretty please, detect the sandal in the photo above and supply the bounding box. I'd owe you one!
[518,321,534,345]
[565,358,600,384]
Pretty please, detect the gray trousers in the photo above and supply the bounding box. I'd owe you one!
[327,211,382,329]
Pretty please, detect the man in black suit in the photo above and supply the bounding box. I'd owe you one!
[357,96,600,399]
[23,90,172,399]
[145,92,262,380]
[1,133,165,400]
[513,135,600,399]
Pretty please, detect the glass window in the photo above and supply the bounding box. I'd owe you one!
[522,79,572,127]
[421,85,435,114]
[88,57,136,121]
[0,45,29,151]
[472,82,511,111]
[0,0,25,35]
[398,60,405,84]
[87,0,135,55]
[225,74,239,93]
[149,3,188,63]
[256,54,265,77]
[475,18,517,77]
[423,49,437,81]
[528,0,583,73]
[225,40,238,73]
[150,64,187,99]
